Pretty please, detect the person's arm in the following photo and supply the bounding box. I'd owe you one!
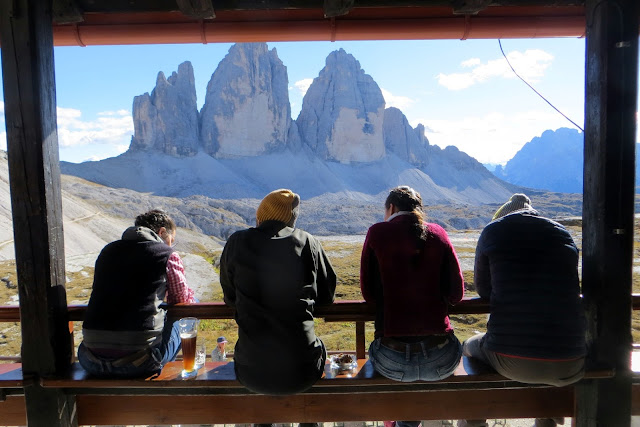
[219,237,236,308]
[359,230,376,303]
[473,229,491,300]
[315,239,337,305]
[166,252,196,304]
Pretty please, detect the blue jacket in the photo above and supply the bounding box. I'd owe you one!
[474,210,586,359]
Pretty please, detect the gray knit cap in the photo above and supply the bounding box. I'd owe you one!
[492,193,533,220]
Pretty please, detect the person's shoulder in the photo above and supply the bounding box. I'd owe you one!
[224,227,255,245]
[425,222,447,235]
[292,227,317,242]
[368,220,391,234]
[425,222,452,240]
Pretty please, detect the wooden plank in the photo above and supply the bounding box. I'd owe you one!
[452,0,493,15]
[355,321,366,359]
[76,387,575,425]
[40,359,614,390]
[323,0,354,17]
[52,0,83,24]
[579,0,640,426]
[0,0,77,425]
[0,298,489,322]
[0,396,27,426]
[176,0,216,19]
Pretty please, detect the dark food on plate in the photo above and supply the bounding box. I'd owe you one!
[334,353,355,364]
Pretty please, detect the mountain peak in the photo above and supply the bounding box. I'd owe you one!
[130,60,199,157]
[200,42,292,158]
[296,48,386,163]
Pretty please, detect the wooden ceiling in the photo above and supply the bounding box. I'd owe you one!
[49,0,588,46]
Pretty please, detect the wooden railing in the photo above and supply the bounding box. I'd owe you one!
[0,296,633,425]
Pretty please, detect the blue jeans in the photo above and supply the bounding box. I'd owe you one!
[369,335,462,427]
[368,334,462,382]
[78,319,181,378]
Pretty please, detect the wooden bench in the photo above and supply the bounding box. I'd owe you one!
[0,298,633,425]
[30,357,615,425]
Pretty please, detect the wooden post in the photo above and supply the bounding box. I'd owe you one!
[355,321,366,360]
[579,0,639,426]
[0,0,77,425]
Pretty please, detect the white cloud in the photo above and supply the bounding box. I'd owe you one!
[461,58,481,68]
[56,107,133,148]
[437,49,554,90]
[0,101,4,115]
[294,78,314,97]
[380,88,415,110]
[98,110,130,117]
[414,109,582,164]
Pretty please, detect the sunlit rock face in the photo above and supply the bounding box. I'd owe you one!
[297,49,386,163]
[130,61,200,157]
[200,43,291,158]
[383,107,431,167]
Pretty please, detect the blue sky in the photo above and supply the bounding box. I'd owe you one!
[0,38,637,165]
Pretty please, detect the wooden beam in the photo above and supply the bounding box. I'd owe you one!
[323,0,354,18]
[452,0,493,15]
[579,0,639,426]
[76,387,575,425]
[0,0,77,426]
[176,0,216,19]
[52,0,83,24]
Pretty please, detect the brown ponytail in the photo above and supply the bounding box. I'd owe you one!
[385,186,427,242]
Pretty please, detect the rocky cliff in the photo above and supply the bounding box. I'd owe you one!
[65,42,519,209]
[200,43,292,158]
[130,61,200,156]
[296,49,386,163]
[383,107,430,167]
[494,128,583,193]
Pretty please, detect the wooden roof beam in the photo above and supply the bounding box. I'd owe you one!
[452,0,493,15]
[324,0,354,18]
[53,0,83,24]
[176,0,216,19]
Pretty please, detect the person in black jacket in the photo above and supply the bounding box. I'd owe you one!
[78,209,196,378]
[220,188,336,396]
[459,194,586,427]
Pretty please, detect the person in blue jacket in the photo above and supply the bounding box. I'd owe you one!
[459,194,586,427]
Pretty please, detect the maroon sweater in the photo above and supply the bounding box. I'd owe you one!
[360,214,464,337]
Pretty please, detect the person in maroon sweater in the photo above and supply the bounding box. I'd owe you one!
[360,186,465,427]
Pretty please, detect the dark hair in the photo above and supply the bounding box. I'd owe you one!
[385,186,427,241]
[134,209,176,234]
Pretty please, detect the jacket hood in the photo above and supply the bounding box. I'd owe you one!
[121,226,165,243]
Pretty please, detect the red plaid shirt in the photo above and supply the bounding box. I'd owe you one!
[166,252,196,304]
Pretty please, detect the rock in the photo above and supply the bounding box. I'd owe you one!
[200,43,291,158]
[130,61,200,157]
[383,107,430,167]
[296,48,386,163]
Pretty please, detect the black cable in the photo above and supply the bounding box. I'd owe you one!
[498,39,584,133]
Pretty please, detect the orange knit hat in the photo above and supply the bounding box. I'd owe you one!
[256,189,300,226]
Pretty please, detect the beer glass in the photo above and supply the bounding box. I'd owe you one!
[178,317,199,378]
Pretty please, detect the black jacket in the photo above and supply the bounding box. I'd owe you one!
[474,210,586,359]
[83,226,174,352]
[220,221,336,374]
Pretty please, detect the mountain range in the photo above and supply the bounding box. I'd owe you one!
[493,127,640,194]
[61,43,517,206]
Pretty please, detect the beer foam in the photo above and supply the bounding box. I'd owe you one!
[180,332,197,339]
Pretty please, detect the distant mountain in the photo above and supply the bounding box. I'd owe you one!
[62,42,518,207]
[493,127,640,194]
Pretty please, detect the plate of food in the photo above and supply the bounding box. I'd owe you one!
[329,353,358,371]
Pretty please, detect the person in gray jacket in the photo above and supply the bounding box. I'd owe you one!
[459,194,586,427]
[220,188,337,396]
